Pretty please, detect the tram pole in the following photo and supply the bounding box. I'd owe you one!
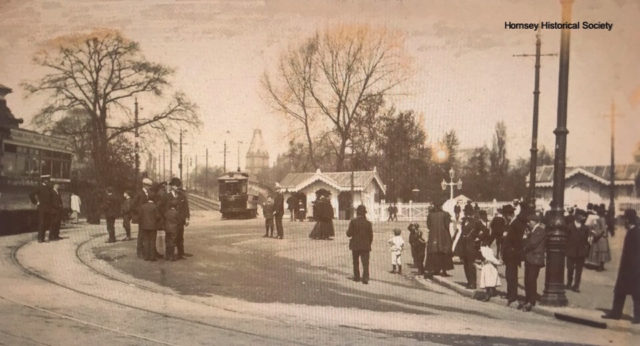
[134,98,139,191]
[179,129,183,181]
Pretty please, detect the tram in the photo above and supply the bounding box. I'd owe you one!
[217,171,258,219]
[0,84,73,235]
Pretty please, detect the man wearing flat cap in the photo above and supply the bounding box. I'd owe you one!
[135,177,154,258]
[565,208,590,292]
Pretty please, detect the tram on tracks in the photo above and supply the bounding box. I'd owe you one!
[0,84,73,235]
[217,171,259,219]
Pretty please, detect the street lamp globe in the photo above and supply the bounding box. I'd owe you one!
[449,168,455,179]
[441,179,447,191]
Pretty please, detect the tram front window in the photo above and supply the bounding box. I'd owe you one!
[221,181,247,195]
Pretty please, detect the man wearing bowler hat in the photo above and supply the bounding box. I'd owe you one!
[565,208,590,292]
[161,177,190,259]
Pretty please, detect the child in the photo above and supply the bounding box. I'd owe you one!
[388,228,405,274]
[121,191,133,241]
[479,239,502,301]
[263,197,275,237]
[164,199,179,261]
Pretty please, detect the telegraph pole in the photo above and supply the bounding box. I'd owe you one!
[237,140,243,172]
[223,140,227,173]
[514,29,557,211]
[541,0,573,307]
[134,98,140,190]
[205,148,209,197]
[607,101,619,235]
[179,129,183,181]
[162,148,166,181]
[195,154,198,192]
[169,141,173,178]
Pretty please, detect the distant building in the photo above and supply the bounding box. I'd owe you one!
[245,129,269,175]
[531,164,640,211]
[279,168,386,220]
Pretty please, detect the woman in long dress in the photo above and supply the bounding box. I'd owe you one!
[587,206,612,271]
[309,195,335,240]
[424,202,454,277]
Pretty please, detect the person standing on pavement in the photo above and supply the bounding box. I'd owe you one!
[262,197,275,238]
[565,209,590,292]
[286,194,296,222]
[346,205,373,284]
[135,178,154,258]
[489,207,507,258]
[502,204,526,306]
[309,194,335,240]
[587,205,611,271]
[49,183,64,241]
[160,178,190,259]
[102,187,120,243]
[602,209,640,324]
[273,183,285,239]
[139,195,161,261]
[424,200,454,278]
[70,192,81,224]
[388,229,405,274]
[457,205,481,289]
[162,198,180,261]
[479,238,502,302]
[409,223,426,274]
[29,175,53,243]
[121,191,133,241]
[521,211,546,312]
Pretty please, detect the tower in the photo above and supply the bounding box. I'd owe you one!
[245,129,269,174]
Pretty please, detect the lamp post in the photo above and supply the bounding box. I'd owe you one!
[540,0,573,307]
[236,140,243,172]
[441,168,462,200]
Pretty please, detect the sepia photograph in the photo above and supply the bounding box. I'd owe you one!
[1,0,639,345]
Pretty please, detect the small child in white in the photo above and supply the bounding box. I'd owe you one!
[388,228,405,274]
[479,240,502,301]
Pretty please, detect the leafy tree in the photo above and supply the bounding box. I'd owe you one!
[23,29,200,185]
[490,121,509,199]
[461,146,491,200]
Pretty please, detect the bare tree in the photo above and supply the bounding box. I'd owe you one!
[23,29,200,184]
[264,24,410,171]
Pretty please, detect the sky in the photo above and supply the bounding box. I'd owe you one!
[1,0,639,173]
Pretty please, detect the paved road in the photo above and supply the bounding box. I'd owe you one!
[0,215,635,345]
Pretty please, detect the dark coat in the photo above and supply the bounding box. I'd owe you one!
[164,207,179,234]
[29,183,53,211]
[138,201,160,230]
[456,217,481,259]
[121,198,133,217]
[132,187,152,223]
[502,215,527,263]
[262,201,275,219]
[426,209,452,255]
[160,190,190,223]
[523,223,546,266]
[565,221,590,258]
[490,214,507,241]
[273,192,285,217]
[102,193,120,218]
[51,189,63,211]
[346,216,373,251]
[614,223,640,297]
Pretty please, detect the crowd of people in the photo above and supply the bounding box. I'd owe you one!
[29,175,191,262]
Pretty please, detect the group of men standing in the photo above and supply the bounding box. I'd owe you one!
[29,175,64,243]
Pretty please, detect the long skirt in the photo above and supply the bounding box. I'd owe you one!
[309,220,335,239]
[479,263,501,288]
[425,252,454,273]
[587,237,611,264]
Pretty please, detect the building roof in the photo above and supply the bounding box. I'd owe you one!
[533,164,640,187]
[280,169,386,194]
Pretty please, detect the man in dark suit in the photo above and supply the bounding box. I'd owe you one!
[29,175,53,243]
[273,183,285,239]
[346,205,373,284]
[160,178,190,259]
[602,209,640,324]
[135,178,154,258]
[102,187,120,243]
[522,211,546,311]
[490,207,507,258]
[49,183,64,240]
[565,209,590,292]
[502,204,526,306]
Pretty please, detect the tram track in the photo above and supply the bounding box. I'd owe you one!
[3,234,315,346]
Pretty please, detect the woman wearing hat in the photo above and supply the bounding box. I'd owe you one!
[309,192,335,240]
[424,200,454,278]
